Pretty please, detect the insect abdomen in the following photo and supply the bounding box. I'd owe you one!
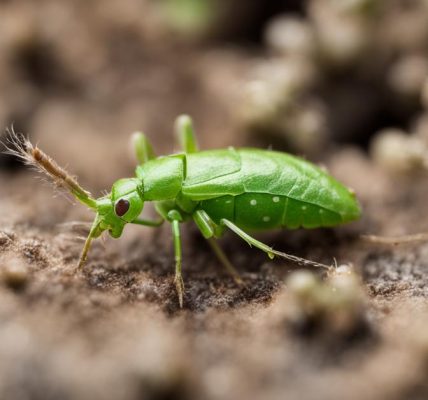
[185,148,361,229]
[200,193,343,230]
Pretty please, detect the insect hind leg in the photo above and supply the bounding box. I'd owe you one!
[220,219,331,270]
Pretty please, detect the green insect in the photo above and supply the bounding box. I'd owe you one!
[6,115,361,307]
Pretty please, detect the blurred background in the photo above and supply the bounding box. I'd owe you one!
[2,0,428,188]
[2,1,428,400]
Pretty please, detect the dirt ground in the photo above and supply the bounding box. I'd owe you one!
[4,143,428,400]
[2,1,428,400]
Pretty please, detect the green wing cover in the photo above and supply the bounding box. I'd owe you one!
[182,149,360,222]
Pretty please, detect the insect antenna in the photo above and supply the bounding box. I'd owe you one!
[3,127,97,210]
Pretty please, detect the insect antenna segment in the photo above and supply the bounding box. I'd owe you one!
[3,128,97,209]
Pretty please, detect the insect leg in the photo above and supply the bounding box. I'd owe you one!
[77,215,103,269]
[193,210,243,285]
[131,217,164,227]
[167,210,185,308]
[175,115,199,153]
[207,239,245,286]
[132,132,156,164]
[78,233,95,270]
[220,219,331,270]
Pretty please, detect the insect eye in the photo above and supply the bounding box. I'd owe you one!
[115,199,130,217]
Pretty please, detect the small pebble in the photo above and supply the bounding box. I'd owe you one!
[1,258,29,290]
[370,128,426,173]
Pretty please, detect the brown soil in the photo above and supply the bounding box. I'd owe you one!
[3,129,428,400]
[2,2,428,400]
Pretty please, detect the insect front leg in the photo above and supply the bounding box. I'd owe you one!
[193,210,244,285]
[77,214,103,269]
[175,115,199,154]
[132,132,156,164]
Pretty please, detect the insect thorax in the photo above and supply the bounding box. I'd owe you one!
[135,154,185,201]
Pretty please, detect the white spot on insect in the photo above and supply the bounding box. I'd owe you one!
[272,196,280,203]
[263,216,271,222]
[226,200,232,204]
[302,206,307,211]
[348,187,356,196]
[319,164,329,173]
[250,199,257,206]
